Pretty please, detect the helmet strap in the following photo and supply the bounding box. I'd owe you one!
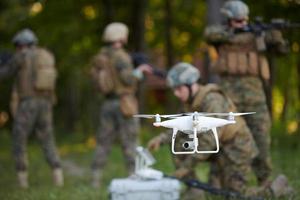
[185,84,193,104]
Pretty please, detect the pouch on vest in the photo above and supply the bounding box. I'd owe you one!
[91,52,115,94]
[120,93,138,117]
[33,48,57,91]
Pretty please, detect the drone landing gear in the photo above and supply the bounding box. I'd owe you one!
[171,128,220,155]
[171,128,197,154]
[196,127,219,154]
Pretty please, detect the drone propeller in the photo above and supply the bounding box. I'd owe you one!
[133,114,183,118]
[134,114,183,123]
[183,112,255,117]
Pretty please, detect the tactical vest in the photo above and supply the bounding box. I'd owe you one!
[185,84,245,142]
[16,47,56,101]
[213,32,270,80]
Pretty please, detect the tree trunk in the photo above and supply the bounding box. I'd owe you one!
[266,55,276,120]
[204,0,224,83]
[280,82,289,122]
[206,0,224,25]
[297,56,300,135]
[131,0,147,51]
[102,0,114,25]
[164,0,174,67]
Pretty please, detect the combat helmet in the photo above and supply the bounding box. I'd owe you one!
[167,62,200,88]
[220,0,249,20]
[102,22,129,43]
[12,28,38,46]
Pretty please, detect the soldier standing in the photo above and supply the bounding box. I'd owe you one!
[90,22,152,187]
[0,29,63,188]
[204,0,288,186]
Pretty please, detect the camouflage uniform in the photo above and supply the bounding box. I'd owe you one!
[91,45,140,175]
[156,84,258,193]
[205,24,288,185]
[150,62,293,198]
[0,41,62,187]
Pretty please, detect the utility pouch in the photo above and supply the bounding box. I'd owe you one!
[227,52,238,74]
[120,93,138,117]
[256,35,267,52]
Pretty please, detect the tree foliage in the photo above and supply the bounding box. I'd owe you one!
[0,0,299,134]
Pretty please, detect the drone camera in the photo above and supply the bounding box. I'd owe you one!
[182,141,195,150]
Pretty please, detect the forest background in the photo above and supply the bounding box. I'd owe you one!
[0,0,299,199]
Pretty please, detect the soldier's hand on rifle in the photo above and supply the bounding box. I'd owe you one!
[173,167,189,179]
[147,136,161,151]
[137,64,153,75]
[266,30,285,44]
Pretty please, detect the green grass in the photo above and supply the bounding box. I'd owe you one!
[0,128,299,200]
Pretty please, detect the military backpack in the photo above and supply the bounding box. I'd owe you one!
[32,48,57,91]
[90,49,116,94]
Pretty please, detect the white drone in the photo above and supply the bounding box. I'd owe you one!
[134,111,255,155]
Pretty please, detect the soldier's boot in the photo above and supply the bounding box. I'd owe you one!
[17,171,29,189]
[53,168,64,187]
[91,170,102,188]
[270,174,294,198]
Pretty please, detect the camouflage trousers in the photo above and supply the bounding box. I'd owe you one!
[91,99,139,173]
[12,97,61,172]
[173,126,257,193]
[220,76,272,184]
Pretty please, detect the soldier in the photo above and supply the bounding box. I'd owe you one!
[204,0,288,186]
[90,22,152,187]
[0,29,63,188]
[148,62,257,196]
[148,63,293,198]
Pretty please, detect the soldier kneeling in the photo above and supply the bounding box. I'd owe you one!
[148,62,293,199]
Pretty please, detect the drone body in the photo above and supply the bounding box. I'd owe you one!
[153,115,236,133]
[134,112,255,155]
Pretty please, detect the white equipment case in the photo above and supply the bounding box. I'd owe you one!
[109,177,181,200]
[109,147,181,200]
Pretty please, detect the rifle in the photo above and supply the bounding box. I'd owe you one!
[0,51,13,66]
[131,52,167,78]
[165,175,265,200]
[235,17,300,35]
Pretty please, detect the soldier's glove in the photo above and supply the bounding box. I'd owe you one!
[173,168,190,179]
[265,30,289,54]
[266,30,284,44]
[147,136,161,151]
